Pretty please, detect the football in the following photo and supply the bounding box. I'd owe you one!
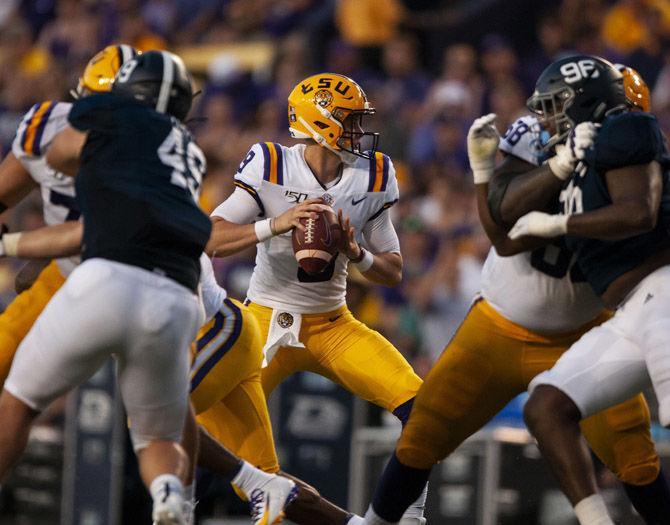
[292,207,341,274]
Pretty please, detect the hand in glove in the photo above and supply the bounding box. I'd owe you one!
[547,122,598,180]
[467,113,500,184]
[508,211,569,239]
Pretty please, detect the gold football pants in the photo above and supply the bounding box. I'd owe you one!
[0,260,65,385]
[190,298,279,472]
[397,299,659,486]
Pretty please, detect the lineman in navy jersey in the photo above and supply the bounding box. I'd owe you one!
[0,51,208,525]
[505,55,670,525]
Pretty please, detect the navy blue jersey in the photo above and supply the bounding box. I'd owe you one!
[562,112,670,295]
[69,93,211,292]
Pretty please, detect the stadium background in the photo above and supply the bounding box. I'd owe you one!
[1,0,670,523]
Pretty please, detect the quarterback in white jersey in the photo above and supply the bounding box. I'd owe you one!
[208,73,425,525]
[212,139,399,313]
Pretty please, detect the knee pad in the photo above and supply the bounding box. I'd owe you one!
[396,408,447,469]
[613,434,661,486]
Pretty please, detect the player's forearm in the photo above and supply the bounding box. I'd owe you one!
[359,251,402,286]
[495,164,563,225]
[477,185,535,256]
[206,217,262,257]
[2,221,82,259]
[567,202,657,240]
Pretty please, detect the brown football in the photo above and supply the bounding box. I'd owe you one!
[292,208,341,275]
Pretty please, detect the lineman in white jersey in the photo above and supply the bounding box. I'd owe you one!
[361,112,667,525]
[0,44,138,386]
[207,73,425,525]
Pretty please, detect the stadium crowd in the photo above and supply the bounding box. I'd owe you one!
[1,0,670,377]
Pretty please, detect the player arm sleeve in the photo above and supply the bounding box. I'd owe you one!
[210,187,261,224]
[363,157,401,253]
[211,143,267,223]
[362,210,401,254]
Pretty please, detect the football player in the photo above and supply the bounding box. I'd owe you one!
[206,73,426,524]
[0,50,210,525]
[0,44,138,384]
[502,56,670,525]
[362,62,670,525]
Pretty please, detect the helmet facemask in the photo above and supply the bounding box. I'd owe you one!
[527,86,575,151]
[335,109,379,163]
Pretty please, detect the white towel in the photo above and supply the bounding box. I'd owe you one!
[262,309,305,366]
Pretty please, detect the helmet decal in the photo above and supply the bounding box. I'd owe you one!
[288,73,379,163]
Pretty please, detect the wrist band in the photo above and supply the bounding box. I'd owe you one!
[472,169,492,185]
[351,248,374,272]
[2,232,21,257]
[254,219,274,242]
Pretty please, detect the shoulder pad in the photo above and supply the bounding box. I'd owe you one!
[595,112,664,170]
[367,151,392,193]
[499,115,547,166]
[13,101,70,158]
[257,142,285,185]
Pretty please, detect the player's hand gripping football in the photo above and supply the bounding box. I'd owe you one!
[467,113,500,184]
[548,122,598,180]
[337,209,361,260]
[273,198,329,234]
[508,211,569,239]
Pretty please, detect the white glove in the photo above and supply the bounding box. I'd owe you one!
[467,113,500,184]
[508,211,569,240]
[547,122,598,180]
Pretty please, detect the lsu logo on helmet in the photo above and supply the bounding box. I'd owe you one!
[288,73,379,164]
[72,44,139,99]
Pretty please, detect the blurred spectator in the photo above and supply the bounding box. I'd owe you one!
[601,0,670,55]
[335,0,405,48]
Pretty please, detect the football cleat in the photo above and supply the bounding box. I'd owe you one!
[398,518,427,525]
[151,482,186,525]
[247,476,299,525]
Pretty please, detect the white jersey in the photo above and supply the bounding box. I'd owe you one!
[213,142,400,313]
[199,253,227,322]
[12,101,79,276]
[480,116,604,333]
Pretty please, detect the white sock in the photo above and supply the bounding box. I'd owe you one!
[150,474,183,502]
[401,483,427,519]
[364,504,398,525]
[230,460,274,495]
[347,515,364,525]
[183,483,196,523]
[573,494,614,525]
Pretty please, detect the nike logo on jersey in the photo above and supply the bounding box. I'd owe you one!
[644,293,654,304]
[328,314,342,322]
[351,196,367,206]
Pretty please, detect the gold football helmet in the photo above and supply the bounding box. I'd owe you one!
[72,44,140,99]
[288,73,379,163]
[616,64,651,112]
